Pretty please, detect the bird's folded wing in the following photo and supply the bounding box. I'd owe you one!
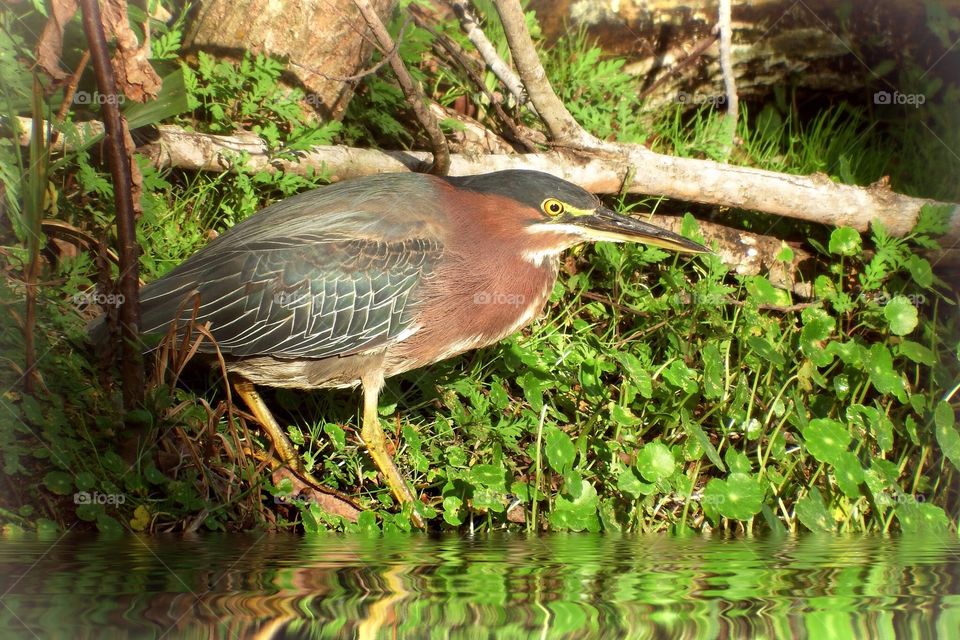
[139,234,442,359]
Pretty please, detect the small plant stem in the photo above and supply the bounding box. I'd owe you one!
[531,404,547,533]
[79,0,144,407]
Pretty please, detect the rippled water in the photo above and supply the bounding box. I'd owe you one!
[1,533,958,638]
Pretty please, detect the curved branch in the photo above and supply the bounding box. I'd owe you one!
[490,0,598,147]
[353,0,450,175]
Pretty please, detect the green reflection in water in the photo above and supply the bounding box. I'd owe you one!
[0,533,958,638]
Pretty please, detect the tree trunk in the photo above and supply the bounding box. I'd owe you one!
[184,0,398,121]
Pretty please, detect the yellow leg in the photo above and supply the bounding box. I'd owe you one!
[360,373,425,528]
[233,378,326,489]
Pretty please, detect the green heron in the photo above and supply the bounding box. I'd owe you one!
[103,170,706,522]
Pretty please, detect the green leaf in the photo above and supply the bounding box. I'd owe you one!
[617,467,654,498]
[442,496,463,526]
[828,227,861,255]
[702,343,724,399]
[470,464,508,491]
[703,473,764,520]
[609,403,639,426]
[44,471,73,496]
[867,344,907,401]
[517,371,549,412]
[896,502,951,534]
[683,418,725,471]
[832,451,865,498]
[934,401,960,472]
[286,425,304,446]
[549,480,599,532]
[884,296,919,335]
[906,255,933,287]
[795,488,833,532]
[74,471,96,491]
[800,308,835,367]
[897,340,936,365]
[636,442,676,482]
[747,336,785,366]
[356,510,379,534]
[724,448,752,474]
[747,275,790,306]
[802,418,851,464]
[96,514,124,536]
[544,427,576,474]
[323,423,345,450]
[661,360,698,394]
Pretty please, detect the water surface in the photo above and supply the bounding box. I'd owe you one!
[1,532,958,638]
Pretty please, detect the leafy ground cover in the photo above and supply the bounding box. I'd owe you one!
[0,1,957,535]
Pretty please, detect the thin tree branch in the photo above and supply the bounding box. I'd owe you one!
[717,0,738,148]
[490,0,597,147]
[450,1,537,117]
[353,0,450,175]
[410,8,538,152]
[78,0,143,407]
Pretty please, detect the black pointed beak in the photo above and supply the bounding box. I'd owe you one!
[576,207,709,254]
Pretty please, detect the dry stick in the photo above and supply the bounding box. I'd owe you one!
[78,0,144,407]
[15,117,960,262]
[491,0,598,147]
[352,0,450,176]
[411,10,538,152]
[52,50,91,146]
[450,1,537,117]
[717,0,738,146]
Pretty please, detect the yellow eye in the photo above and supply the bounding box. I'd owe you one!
[541,198,565,216]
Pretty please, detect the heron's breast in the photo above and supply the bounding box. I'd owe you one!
[382,251,559,376]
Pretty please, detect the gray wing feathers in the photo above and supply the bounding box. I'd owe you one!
[136,175,445,359]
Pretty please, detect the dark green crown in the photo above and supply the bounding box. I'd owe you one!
[444,170,600,213]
